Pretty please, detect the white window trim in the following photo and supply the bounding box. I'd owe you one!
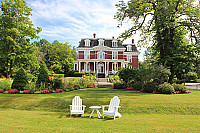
[127,55,132,62]
[84,39,90,46]
[112,63,118,72]
[127,45,132,51]
[84,63,90,72]
[112,51,118,60]
[98,39,104,46]
[84,51,90,59]
[112,40,118,47]
[97,51,105,59]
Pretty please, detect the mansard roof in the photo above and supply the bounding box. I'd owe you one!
[77,38,139,52]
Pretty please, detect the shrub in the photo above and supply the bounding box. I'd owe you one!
[186,72,198,81]
[41,90,49,94]
[172,83,188,93]
[52,78,63,90]
[55,89,63,93]
[0,79,12,90]
[113,82,126,89]
[132,81,143,90]
[143,82,158,93]
[27,73,36,82]
[11,68,28,91]
[118,68,137,83]
[23,90,32,94]
[49,74,64,79]
[0,89,4,93]
[8,89,19,94]
[36,62,49,88]
[158,82,174,94]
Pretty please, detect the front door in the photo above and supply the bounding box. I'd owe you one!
[98,63,104,73]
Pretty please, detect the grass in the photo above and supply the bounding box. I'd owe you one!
[0,88,200,132]
[61,77,81,81]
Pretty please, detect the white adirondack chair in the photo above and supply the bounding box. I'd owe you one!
[69,96,86,117]
[102,96,121,120]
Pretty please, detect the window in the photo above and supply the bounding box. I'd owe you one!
[84,39,90,46]
[84,51,90,59]
[112,63,118,71]
[98,39,104,46]
[112,51,118,59]
[74,63,78,70]
[127,55,132,62]
[127,45,132,51]
[97,51,105,59]
[112,40,118,47]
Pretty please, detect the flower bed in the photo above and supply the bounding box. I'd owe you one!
[0,89,4,93]
[8,89,19,94]
[55,89,63,93]
[23,90,31,94]
[41,90,49,94]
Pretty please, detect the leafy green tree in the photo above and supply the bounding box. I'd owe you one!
[0,0,41,78]
[115,0,199,83]
[36,62,49,88]
[11,67,28,91]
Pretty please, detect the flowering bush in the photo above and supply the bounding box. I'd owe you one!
[55,89,63,93]
[186,90,191,93]
[172,84,188,93]
[0,89,4,93]
[23,90,31,94]
[8,89,19,94]
[152,91,159,94]
[125,87,134,90]
[158,82,174,94]
[0,79,13,91]
[41,90,49,94]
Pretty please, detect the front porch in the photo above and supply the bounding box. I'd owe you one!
[73,61,128,78]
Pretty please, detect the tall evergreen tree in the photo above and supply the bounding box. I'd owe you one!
[36,62,49,88]
[11,67,28,91]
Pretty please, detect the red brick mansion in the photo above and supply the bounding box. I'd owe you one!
[73,34,140,78]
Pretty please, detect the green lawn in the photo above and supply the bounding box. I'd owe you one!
[0,88,200,132]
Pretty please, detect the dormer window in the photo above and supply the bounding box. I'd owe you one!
[84,39,90,46]
[127,45,132,51]
[112,40,118,47]
[98,39,104,46]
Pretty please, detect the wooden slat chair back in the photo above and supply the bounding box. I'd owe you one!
[69,96,86,117]
[102,96,121,120]
[72,96,82,110]
[108,96,120,112]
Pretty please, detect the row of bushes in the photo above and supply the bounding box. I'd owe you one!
[113,81,189,94]
[64,70,95,77]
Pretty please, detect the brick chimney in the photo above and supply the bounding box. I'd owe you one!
[93,33,96,38]
[132,39,134,44]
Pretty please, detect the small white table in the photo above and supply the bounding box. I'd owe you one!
[89,106,101,118]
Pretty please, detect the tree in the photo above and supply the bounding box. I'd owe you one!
[0,0,41,78]
[115,0,200,83]
[11,67,28,91]
[36,62,49,88]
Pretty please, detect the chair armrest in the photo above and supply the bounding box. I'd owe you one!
[114,106,121,112]
[69,105,72,110]
[101,105,109,107]
[114,106,121,108]
[101,105,109,112]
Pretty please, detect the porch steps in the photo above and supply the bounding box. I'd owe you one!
[97,78,113,88]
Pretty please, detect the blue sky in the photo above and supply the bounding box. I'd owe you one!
[26,0,145,61]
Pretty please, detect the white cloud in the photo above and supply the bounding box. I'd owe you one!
[27,0,145,60]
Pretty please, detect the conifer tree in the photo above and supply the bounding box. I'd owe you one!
[36,62,49,88]
[11,68,28,91]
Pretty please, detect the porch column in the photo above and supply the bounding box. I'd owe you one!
[114,62,116,73]
[107,62,109,76]
[79,61,81,72]
[94,61,95,74]
[105,62,107,77]
[96,62,98,74]
[86,62,88,72]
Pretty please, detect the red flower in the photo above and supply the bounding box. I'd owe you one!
[140,89,143,92]
[0,89,4,92]
[126,87,133,90]
[55,89,63,92]
[23,90,31,94]
[41,90,49,94]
